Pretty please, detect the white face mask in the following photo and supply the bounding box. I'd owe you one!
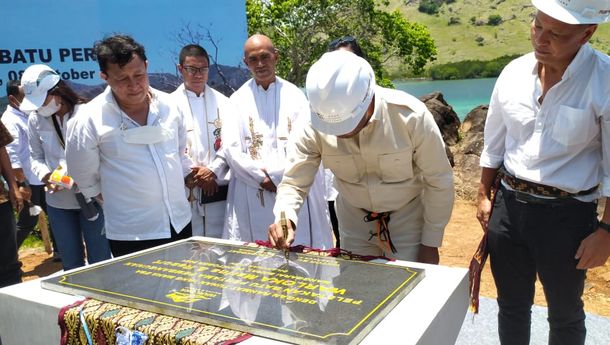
[122,125,171,145]
[37,97,61,117]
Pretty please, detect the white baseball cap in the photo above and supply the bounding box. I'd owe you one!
[306,50,375,136]
[532,0,610,24]
[20,64,61,112]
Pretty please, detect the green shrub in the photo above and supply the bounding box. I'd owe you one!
[429,54,520,80]
[418,0,439,14]
[448,16,460,25]
[488,14,503,26]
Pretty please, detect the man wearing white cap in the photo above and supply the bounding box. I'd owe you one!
[268,50,454,263]
[476,1,610,344]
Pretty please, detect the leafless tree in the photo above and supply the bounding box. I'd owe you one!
[171,22,237,93]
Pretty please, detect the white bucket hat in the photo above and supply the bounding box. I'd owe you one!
[532,0,610,24]
[306,50,375,136]
[19,64,61,112]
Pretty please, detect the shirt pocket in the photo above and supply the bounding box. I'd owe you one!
[551,105,598,147]
[378,150,413,183]
[322,154,362,184]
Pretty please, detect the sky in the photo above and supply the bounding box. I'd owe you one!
[0,0,248,97]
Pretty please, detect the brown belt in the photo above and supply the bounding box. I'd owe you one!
[500,167,597,198]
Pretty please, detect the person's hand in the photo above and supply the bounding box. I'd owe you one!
[476,194,492,231]
[18,184,32,203]
[268,220,295,249]
[260,176,276,193]
[184,171,197,189]
[192,166,216,184]
[94,193,104,207]
[41,172,62,193]
[575,229,610,269]
[417,245,440,265]
[201,178,219,197]
[9,185,24,212]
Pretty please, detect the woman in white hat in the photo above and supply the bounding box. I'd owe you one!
[20,64,111,270]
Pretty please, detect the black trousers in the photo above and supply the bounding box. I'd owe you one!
[0,201,22,288]
[109,222,192,258]
[488,185,597,345]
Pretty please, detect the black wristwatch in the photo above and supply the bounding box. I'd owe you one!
[597,221,610,233]
[16,180,28,188]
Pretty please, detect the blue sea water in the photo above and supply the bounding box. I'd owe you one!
[394,78,498,121]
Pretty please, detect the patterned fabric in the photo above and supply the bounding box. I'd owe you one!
[58,299,251,345]
[500,166,597,198]
[251,240,395,262]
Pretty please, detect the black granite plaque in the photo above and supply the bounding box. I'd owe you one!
[42,239,424,344]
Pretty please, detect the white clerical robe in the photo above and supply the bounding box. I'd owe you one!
[223,77,332,248]
[171,84,231,238]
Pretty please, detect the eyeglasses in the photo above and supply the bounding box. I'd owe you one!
[182,65,209,75]
[328,36,356,50]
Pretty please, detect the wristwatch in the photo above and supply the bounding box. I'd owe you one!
[16,180,28,188]
[597,221,610,233]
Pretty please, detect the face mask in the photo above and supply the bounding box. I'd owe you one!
[122,125,171,145]
[37,97,61,117]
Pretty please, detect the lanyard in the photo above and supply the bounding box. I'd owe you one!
[51,114,67,150]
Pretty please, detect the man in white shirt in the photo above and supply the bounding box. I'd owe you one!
[66,35,193,257]
[476,1,610,344]
[1,81,58,254]
[170,44,231,238]
[223,34,332,249]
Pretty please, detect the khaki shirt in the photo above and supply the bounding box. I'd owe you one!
[0,121,14,203]
[275,86,454,247]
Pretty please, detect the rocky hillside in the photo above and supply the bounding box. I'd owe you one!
[386,0,610,76]
[421,92,486,200]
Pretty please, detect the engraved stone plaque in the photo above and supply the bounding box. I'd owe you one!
[42,239,424,344]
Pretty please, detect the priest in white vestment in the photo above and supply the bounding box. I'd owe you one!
[170,44,231,238]
[222,34,332,248]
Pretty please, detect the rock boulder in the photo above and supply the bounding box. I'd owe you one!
[453,105,488,200]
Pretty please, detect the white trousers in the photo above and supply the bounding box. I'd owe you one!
[190,197,226,238]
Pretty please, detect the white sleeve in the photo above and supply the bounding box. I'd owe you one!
[2,119,22,169]
[480,82,506,169]
[65,108,101,198]
[27,115,52,182]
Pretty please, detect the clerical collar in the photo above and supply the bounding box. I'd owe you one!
[185,87,205,98]
[256,80,276,93]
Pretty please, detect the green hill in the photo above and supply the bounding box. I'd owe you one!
[385,0,610,78]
